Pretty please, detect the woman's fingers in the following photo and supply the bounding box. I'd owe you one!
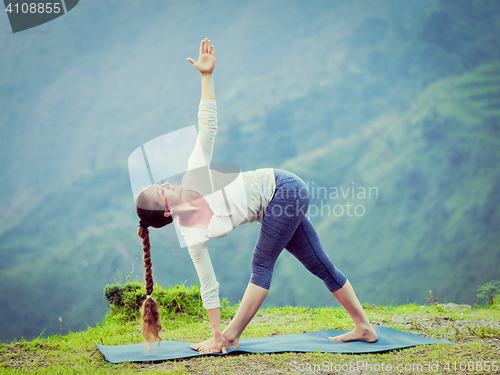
[197,38,214,57]
[199,39,205,57]
[211,45,215,56]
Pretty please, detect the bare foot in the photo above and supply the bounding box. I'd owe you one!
[328,326,378,343]
[191,332,240,353]
[190,337,226,353]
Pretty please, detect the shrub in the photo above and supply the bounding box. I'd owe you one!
[103,281,236,322]
[104,282,149,320]
[477,280,500,308]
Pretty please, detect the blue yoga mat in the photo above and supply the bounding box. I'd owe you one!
[96,327,453,363]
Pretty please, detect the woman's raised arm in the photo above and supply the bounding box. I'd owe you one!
[187,38,215,100]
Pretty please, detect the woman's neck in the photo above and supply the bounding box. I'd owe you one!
[176,195,214,229]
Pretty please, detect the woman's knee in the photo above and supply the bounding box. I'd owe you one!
[250,262,273,290]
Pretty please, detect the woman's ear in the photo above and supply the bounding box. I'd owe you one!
[164,209,172,218]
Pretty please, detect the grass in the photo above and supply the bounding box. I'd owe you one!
[1,298,499,374]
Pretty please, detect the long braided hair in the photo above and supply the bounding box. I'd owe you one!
[136,186,173,345]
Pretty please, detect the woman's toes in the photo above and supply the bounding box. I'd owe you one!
[327,327,377,343]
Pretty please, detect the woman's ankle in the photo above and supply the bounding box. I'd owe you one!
[353,321,375,332]
[222,326,241,342]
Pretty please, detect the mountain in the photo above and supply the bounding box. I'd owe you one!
[1,0,499,342]
[274,62,500,307]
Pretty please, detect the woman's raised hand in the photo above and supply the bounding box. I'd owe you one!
[187,38,215,74]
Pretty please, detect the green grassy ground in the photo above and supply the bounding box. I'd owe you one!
[1,300,499,374]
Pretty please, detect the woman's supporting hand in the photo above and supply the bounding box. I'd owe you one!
[187,38,215,75]
[190,306,226,353]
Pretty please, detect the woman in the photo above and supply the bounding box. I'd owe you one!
[136,38,377,353]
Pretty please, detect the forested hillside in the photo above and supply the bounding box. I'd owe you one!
[275,63,500,307]
[1,0,499,343]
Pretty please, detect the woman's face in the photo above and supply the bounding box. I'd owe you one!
[141,182,182,214]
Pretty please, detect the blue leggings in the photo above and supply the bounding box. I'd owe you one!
[249,169,347,292]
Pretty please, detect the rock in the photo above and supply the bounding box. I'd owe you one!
[438,303,471,310]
